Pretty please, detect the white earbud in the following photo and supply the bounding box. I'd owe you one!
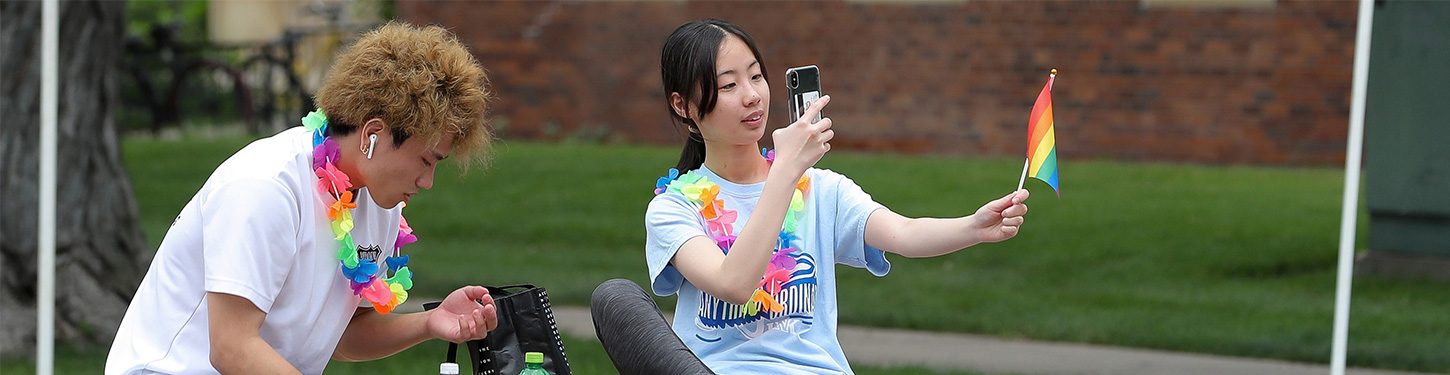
[367,134,377,160]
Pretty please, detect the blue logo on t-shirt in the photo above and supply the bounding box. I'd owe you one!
[694,252,817,339]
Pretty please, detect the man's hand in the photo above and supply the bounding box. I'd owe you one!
[427,285,498,343]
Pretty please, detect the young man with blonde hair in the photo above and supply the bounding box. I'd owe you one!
[107,22,499,375]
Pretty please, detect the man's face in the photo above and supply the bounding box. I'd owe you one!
[363,131,453,209]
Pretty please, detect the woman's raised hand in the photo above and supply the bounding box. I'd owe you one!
[969,189,1030,244]
[770,95,834,176]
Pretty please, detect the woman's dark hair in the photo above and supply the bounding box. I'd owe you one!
[660,19,768,172]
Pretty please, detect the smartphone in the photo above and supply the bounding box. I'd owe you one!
[786,65,823,124]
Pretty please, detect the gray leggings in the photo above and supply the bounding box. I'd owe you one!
[590,279,716,375]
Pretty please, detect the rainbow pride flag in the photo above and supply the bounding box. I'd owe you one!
[1025,72,1059,195]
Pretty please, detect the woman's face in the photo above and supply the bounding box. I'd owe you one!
[689,34,770,147]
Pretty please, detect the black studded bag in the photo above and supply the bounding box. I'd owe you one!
[426,284,571,375]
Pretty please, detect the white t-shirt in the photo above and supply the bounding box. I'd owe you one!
[106,127,401,375]
[646,166,889,375]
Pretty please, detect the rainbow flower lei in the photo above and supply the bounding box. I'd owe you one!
[654,149,810,317]
[304,110,415,314]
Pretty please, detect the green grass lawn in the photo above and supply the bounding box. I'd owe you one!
[29,135,1446,373]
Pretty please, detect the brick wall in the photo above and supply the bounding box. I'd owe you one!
[399,0,1356,166]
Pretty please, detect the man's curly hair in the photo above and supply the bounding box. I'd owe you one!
[315,21,492,168]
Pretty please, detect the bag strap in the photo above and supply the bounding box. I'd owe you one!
[484,284,537,297]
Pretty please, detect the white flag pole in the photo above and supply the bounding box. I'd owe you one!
[1331,0,1375,374]
[38,0,61,374]
[1016,159,1029,191]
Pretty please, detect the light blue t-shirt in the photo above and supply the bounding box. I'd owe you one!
[646,166,890,375]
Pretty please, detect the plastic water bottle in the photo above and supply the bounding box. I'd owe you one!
[439,361,459,375]
[518,352,550,375]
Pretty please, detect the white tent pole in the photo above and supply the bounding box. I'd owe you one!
[38,0,61,374]
[1331,0,1375,374]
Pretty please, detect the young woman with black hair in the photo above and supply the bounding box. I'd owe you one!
[595,19,1030,374]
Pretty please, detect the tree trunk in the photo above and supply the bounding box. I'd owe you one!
[1,0,148,355]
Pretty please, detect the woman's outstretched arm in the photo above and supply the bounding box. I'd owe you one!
[866,189,1029,258]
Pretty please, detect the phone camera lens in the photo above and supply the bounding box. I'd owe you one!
[787,72,798,89]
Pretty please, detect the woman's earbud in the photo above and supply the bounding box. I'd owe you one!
[367,134,377,160]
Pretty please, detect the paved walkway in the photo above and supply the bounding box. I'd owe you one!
[551,306,1434,375]
[402,300,1436,375]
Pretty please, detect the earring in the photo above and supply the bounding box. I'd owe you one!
[366,134,377,160]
